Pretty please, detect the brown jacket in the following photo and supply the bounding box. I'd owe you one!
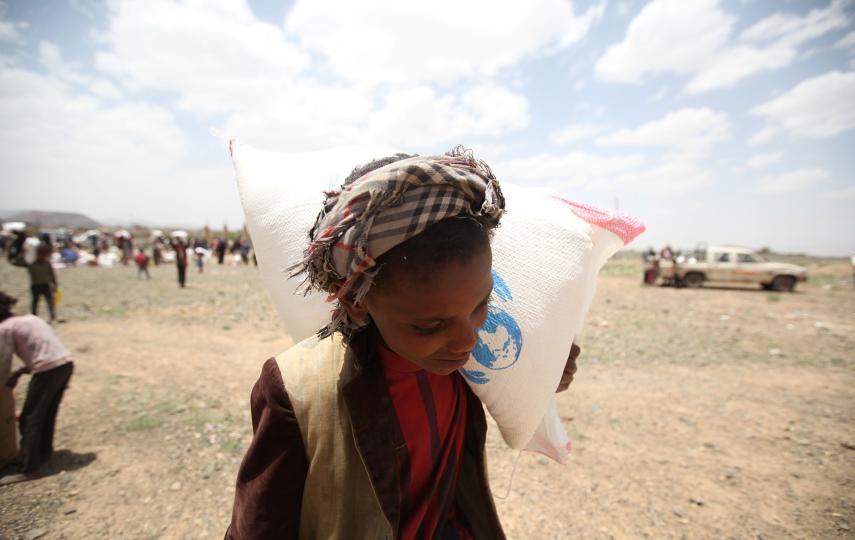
[226,328,505,540]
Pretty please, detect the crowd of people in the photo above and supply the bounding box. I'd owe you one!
[0,224,258,486]
[0,226,261,362]
[641,245,681,286]
[1,225,257,297]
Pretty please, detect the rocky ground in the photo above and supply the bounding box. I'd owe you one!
[0,256,852,539]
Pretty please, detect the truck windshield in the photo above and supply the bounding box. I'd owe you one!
[737,253,766,263]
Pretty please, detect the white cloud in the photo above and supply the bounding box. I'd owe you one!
[0,20,21,43]
[649,87,669,102]
[286,0,605,86]
[0,2,26,44]
[835,30,855,69]
[608,160,715,192]
[92,0,532,150]
[95,0,309,114]
[837,30,855,51]
[758,168,831,193]
[362,83,529,148]
[89,79,123,101]
[556,2,607,48]
[558,107,732,192]
[215,80,529,151]
[0,61,199,223]
[596,0,733,84]
[550,123,606,145]
[747,126,777,146]
[38,40,125,103]
[39,41,92,86]
[496,142,718,194]
[746,152,783,169]
[823,185,855,199]
[494,151,644,189]
[685,43,793,93]
[752,71,855,139]
[597,107,731,159]
[596,0,850,93]
[740,0,850,48]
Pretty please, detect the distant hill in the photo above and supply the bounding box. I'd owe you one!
[5,210,102,229]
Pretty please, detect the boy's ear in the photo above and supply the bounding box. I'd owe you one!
[337,291,370,326]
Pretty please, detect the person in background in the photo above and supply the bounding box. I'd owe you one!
[60,246,79,267]
[0,291,74,486]
[230,239,242,266]
[91,234,101,263]
[642,247,658,285]
[216,238,227,265]
[170,237,188,288]
[195,247,205,274]
[124,236,134,265]
[7,231,26,263]
[118,236,130,266]
[152,239,163,266]
[660,245,680,288]
[851,254,855,289]
[13,244,59,323]
[134,248,151,280]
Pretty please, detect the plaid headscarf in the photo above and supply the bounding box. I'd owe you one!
[290,146,505,338]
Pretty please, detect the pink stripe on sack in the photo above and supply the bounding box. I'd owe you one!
[549,195,645,245]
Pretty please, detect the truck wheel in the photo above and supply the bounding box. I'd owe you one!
[683,272,704,288]
[772,275,796,292]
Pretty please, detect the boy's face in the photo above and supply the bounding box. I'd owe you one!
[358,247,493,375]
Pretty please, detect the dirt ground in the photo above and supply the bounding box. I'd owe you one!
[0,256,853,539]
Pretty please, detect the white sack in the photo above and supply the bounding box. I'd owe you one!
[2,222,26,233]
[232,141,644,463]
[23,237,41,265]
[462,184,641,462]
[232,142,396,339]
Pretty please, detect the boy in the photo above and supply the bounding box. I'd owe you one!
[0,292,74,485]
[135,248,151,280]
[227,148,579,538]
[14,244,59,322]
[195,247,205,274]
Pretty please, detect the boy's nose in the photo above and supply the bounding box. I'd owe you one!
[446,319,479,356]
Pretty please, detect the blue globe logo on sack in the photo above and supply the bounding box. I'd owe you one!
[461,270,524,385]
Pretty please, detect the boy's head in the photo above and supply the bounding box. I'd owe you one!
[36,244,52,261]
[344,216,495,374]
[0,291,17,322]
[293,146,505,373]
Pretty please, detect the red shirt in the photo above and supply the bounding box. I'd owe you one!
[135,252,149,267]
[378,343,472,540]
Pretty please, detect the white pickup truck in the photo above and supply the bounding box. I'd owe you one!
[658,245,808,292]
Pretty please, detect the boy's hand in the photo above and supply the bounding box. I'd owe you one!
[556,343,581,393]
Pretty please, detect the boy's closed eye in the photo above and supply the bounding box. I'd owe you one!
[410,291,492,336]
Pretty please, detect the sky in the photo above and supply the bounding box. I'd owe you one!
[1,0,854,256]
